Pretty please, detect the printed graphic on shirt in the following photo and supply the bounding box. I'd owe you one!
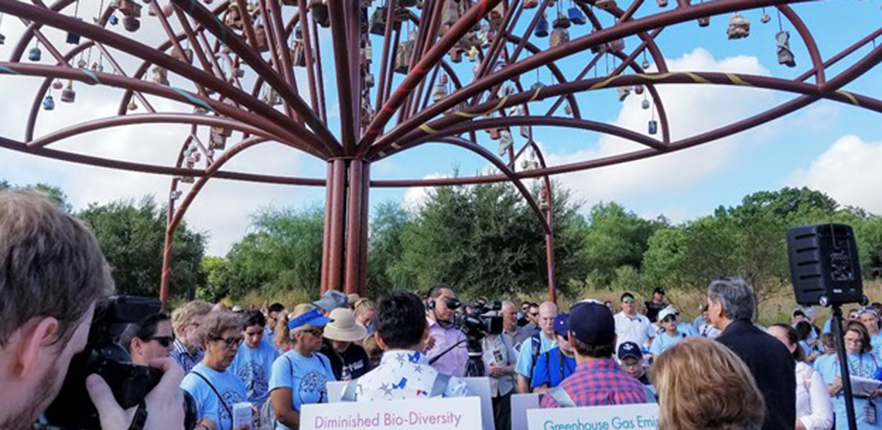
[300,370,330,404]
[235,361,268,398]
[220,390,244,423]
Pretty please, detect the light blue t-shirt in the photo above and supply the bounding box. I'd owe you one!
[514,331,556,379]
[820,352,882,429]
[677,322,698,337]
[230,340,279,407]
[269,351,336,430]
[181,363,247,430]
[650,331,686,357]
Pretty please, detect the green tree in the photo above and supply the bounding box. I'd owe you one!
[77,197,206,298]
[367,202,412,298]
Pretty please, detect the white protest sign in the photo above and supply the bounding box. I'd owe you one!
[462,377,494,430]
[511,393,541,430]
[527,403,659,430]
[301,397,482,430]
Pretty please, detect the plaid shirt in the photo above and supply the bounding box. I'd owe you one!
[540,359,647,408]
[170,338,203,374]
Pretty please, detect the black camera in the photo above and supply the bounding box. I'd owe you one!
[447,298,503,338]
[43,296,196,430]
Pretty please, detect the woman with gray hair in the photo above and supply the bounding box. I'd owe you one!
[180,311,248,430]
[269,304,336,430]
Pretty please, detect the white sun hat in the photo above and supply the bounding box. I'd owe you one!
[323,307,368,342]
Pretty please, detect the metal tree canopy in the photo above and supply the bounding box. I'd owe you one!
[0,0,880,308]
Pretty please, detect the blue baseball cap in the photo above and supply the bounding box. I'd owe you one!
[287,308,332,330]
[569,302,616,346]
[617,341,643,360]
[554,313,570,337]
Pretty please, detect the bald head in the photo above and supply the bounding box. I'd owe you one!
[501,301,518,331]
[539,301,558,338]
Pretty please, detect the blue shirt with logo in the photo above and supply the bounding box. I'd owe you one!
[230,340,279,406]
[268,351,336,430]
[180,363,247,430]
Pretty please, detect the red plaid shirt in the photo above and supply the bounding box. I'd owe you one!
[540,359,647,408]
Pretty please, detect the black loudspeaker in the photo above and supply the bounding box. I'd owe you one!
[787,224,866,306]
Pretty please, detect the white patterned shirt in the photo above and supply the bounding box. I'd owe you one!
[353,350,472,401]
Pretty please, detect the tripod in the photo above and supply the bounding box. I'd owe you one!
[428,335,487,377]
[831,304,858,430]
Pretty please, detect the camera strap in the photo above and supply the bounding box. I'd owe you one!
[192,371,234,427]
[128,400,148,430]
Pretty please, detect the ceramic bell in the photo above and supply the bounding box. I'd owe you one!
[263,88,282,105]
[553,12,571,29]
[634,84,644,95]
[642,99,650,110]
[128,101,138,111]
[488,3,504,30]
[648,120,658,135]
[698,16,710,27]
[123,16,141,32]
[61,82,76,103]
[162,4,174,17]
[550,27,569,48]
[185,157,195,169]
[641,59,651,70]
[568,7,586,25]
[535,14,549,38]
[530,81,544,91]
[77,58,87,68]
[498,130,513,156]
[152,66,169,85]
[595,0,617,10]
[28,46,42,62]
[727,13,750,39]
[657,0,667,6]
[170,190,182,200]
[43,95,55,111]
[564,102,572,115]
[370,7,387,35]
[432,83,447,102]
[761,12,771,24]
[108,14,119,25]
[776,30,795,67]
[311,0,330,27]
[523,0,538,8]
[53,80,64,90]
[91,62,104,73]
[180,175,195,184]
[66,31,81,45]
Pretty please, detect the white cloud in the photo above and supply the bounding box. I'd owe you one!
[403,173,449,211]
[543,47,776,207]
[787,135,882,214]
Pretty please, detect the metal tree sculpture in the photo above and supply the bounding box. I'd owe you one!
[1,0,880,308]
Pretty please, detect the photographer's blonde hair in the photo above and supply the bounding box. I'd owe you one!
[651,337,764,430]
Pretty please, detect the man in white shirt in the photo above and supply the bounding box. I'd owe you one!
[351,291,471,401]
[515,301,557,393]
[613,292,655,351]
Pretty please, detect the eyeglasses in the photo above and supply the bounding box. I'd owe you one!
[302,328,323,337]
[662,317,677,323]
[845,338,863,345]
[529,312,539,317]
[147,336,175,347]
[214,336,243,347]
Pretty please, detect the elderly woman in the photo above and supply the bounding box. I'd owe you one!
[816,321,881,429]
[269,304,336,430]
[652,337,765,430]
[769,324,833,430]
[121,312,175,366]
[180,311,248,430]
[353,298,376,336]
[859,308,882,358]
[320,307,371,381]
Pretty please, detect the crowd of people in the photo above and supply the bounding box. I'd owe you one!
[2,191,882,430]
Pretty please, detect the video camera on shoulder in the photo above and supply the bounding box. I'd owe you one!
[42,295,196,430]
[446,297,503,339]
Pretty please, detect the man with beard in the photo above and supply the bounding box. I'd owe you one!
[0,190,185,430]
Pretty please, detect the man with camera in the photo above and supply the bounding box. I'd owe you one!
[0,191,185,430]
[425,285,469,377]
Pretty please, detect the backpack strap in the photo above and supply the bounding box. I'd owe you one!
[547,386,576,408]
[529,333,542,380]
[431,373,452,397]
[192,371,234,426]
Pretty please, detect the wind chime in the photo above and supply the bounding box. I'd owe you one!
[550,4,571,49]
[254,12,270,52]
[291,27,307,67]
[648,103,658,135]
[28,40,42,62]
[774,10,795,67]
[66,0,82,45]
[61,80,77,103]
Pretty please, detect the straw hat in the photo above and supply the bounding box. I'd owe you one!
[323,308,367,342]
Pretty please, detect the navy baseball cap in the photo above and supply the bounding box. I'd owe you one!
[617,341,643,361]
[554,313,570,337]
[569,302,616,345]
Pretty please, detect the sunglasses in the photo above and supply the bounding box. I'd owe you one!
[147,336,175,347]
[622,298,635,303]
[303,328,324,337]
[529,312,539,317]
[214,336,243,347]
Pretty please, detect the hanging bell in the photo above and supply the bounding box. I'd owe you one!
[609,39,624,52]
[108,14,119,25]
[43,95,55,111]
[148,4,158,16]
[498,130,513,156]
[225,4,243,30]
[66,31,81,45]
[553,12,571,29]
[180,175,195,184]
[170,190,183,200]
[564,102,572,115]
[365,73,375,88]
[727,13,750,39]
[549,27,569,48]
[61,81,76,103]
[488,3,505,30]
[568,7,586,25]
[449,45,464,63]
[642,99,650,110]
[263,88,282,105]
[431,83,448,102]
[776,30,796,67]
[394,40,413,74]
[119,0,143,17]
[162,4,174,17]
[77,58,87,68]
[255,25,269,52]
[634,85,644,95]
[648,120,658,135]
[123,16,141,32]
[535,14,549,38]
[657,0,667,6]
[194,106,209,115]
[539,186,550,211]
[91,62,104,73]
[488,127,501,140]
[531,81,544,91]
[466,46,480,62]
[641,59,651,70]
[698,15,710,27]
[128,101,138,111]
[52,80,64,90]
[0,33,5,45]
[761,12,771,24]
[370,7,387,35]
[521,154,539,171]
[152,66,170,85]
[311,0,330,28]
[595,0,617,10]
[524,0,538,8]
[617,86,630,102]
[28,46,42,62]
[290,40,306,67]
[497,82,515,98]
[185,157,196,169]
[209,126,228,150]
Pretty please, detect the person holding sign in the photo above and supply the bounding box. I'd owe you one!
[540,302,648,408]
[351,291,471,401]
[269,305,336,430]
[180,311,249,430]
[531,313,576,393]
[652,337,765,430]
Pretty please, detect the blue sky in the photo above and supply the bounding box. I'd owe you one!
[0,1,880,256]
